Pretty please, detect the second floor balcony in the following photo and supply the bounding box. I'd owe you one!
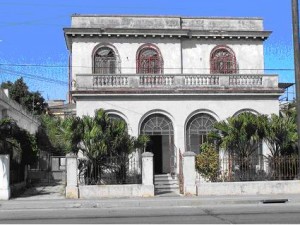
[73,73,282,96]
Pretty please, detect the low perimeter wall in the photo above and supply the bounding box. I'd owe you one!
[197,180,300,196]
[79,184,154,199]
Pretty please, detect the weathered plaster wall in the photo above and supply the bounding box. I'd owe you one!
[0,89,40,134]
[76,95,279,170]
[71,37,182,80]
[181,39,264,74]
[71,15,263,31]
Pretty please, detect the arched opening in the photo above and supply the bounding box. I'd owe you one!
[107,113,128,130]
[137,44,163,74]
[140,114,174,174]
[93,46,118,74]
[186,113,217,154]
[210,45,237,74]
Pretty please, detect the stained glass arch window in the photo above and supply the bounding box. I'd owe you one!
[210,46,237,74]
[93,46,119,74]
[137,44,163,74]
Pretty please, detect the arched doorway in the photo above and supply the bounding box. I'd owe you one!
[140,114,174,174]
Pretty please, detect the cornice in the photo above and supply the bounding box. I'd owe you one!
[63,28,271,50]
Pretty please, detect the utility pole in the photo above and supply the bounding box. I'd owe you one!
[292,0,300,178]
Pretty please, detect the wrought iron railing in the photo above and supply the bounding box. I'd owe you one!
[78,155,141,185]
[10,162,25,185]
[210,155,300,182]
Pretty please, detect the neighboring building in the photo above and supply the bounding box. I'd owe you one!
[47,99,76,118]
[64,15,283,175]
[0,88,40,134]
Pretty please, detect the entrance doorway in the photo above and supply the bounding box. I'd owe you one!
[146,135,162,174]
[140,114,175,175]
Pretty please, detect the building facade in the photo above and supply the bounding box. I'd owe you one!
[64,15,283,175]
[0,88,40,134]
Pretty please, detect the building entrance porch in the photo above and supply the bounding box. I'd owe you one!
[141,114,176,175]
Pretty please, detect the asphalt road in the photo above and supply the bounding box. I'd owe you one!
[1,203,300,224]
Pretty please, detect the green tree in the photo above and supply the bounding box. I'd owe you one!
[1,77,47,115]
[209,112,267,160]
[264,114,298,157]
[65,109,149,184]
[0,118,22,161]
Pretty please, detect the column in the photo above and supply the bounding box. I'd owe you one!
[0,154,10,200]
[141,152,154,197]
[183,151,197,195]
[65,153,79,199]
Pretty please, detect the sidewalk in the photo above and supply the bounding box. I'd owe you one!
[1,194,300,211]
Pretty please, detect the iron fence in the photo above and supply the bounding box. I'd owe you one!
[10,162,25,185]
[78,155,141,185]
[207,155,299,182]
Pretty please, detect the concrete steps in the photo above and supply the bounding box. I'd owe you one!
[154,174,179,195]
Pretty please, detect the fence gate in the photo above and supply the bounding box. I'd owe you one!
[178,149,184,194]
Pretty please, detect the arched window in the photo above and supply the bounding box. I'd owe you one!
[186,113,217,154]
[137,44,163,74]
[108,113,127,131]
[210,46,237,74]
[94,47,117,74]
[141,114,173,135]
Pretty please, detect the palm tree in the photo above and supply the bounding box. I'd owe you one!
[210,112,266,159]
[209,112,267,180]
[65,109,149,184]
[264,114,297,157]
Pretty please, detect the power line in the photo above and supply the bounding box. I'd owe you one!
[0,63,295,71]
[0,68,68,86]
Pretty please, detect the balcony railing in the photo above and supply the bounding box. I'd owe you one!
[75,74,279,90]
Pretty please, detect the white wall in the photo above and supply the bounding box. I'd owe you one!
[71,37,264,86]
[76,95,279,156]
[182,39,264,74]
[0,89,40,134]
[71,37,182,81]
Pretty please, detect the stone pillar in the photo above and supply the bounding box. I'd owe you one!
[65,153,79,199]
[141,152,154,197]
[183,151,197,195]
[0,154,10,200]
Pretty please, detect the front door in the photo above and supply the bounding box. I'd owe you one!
[146,135,162,174]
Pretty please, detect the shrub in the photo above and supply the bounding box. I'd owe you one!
[195,143,219,182]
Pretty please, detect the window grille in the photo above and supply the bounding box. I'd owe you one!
[141,114,173,135]
[94,47,117,74]
[186,114,217,154]
[210,47,237,74]
[137,47,163,74]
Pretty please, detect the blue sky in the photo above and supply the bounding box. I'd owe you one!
[0,0,297,101]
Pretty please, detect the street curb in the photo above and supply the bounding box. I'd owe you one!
[1,195,299,210]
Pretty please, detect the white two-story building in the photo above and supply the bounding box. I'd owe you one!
[64,15,283,175]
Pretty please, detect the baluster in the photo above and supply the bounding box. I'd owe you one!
[93,76,97,87]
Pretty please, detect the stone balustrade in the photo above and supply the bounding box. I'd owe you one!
[75,73,279,90]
